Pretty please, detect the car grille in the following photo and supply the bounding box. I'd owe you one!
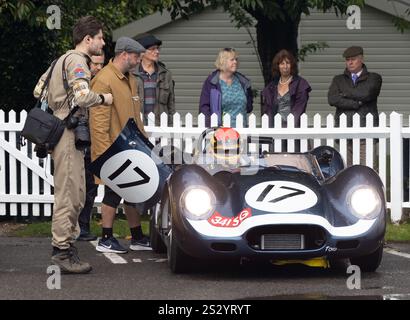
[247,225,326,251]
[261,234,305,250]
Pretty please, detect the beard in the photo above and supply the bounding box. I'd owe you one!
[89,44,103,57]
[125,57,138,72]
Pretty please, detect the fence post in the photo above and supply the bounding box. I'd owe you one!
[0,110,5,216]
[390,112,403,223]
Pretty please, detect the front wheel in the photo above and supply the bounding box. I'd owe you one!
[350,245,383,272]
[149,205,166,253]
[328,258,350,273]
[168,228,196,274]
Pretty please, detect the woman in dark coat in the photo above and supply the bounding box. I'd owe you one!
[262,49,311,127]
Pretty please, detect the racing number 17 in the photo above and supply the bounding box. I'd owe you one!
[256,185,305,203]
[108,159,150,189]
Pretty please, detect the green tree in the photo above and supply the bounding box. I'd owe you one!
[136,0,365,84]
[1,0,407,110]
[0,0,149,111]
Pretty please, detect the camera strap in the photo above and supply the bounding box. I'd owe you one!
[63,105,80,124]
[61,53,76,110]
[60,53,85,125]
[41,54,80,124]
[34,58,58,109]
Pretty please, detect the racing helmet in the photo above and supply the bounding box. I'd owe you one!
[209,127,241,161]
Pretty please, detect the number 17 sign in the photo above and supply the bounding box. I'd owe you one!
[88,119,173,206]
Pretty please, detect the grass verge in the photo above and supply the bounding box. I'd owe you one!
[11,216,149,239]
[386,222,410,242]
[7,218,410,242]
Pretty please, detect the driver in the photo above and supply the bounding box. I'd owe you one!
[198,127,248,171]
[210,127,241,165]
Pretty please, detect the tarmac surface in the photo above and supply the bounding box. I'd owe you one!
[0,237,409,301]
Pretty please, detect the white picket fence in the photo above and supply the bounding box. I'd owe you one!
[0,109,409,222]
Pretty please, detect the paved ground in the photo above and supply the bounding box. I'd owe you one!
[0,237,410,301]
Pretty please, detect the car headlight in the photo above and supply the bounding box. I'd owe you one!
[348,186,381,219]
[182,187,215,220]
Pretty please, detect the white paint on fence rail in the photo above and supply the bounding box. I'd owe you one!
[20,110,28,216]
[379,113,387,194]
[0,110,6,216]
[390,112,404,222]
[0,110,408,222]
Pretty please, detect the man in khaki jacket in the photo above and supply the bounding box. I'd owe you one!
[33,16,113,274]
[90,37,149,254]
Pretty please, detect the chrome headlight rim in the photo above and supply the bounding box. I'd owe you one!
[180,186,215,220]
[347,185,381,220]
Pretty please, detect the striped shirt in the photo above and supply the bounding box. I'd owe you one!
[139,64,158,115]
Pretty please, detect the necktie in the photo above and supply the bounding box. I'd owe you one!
[352,73,358,85]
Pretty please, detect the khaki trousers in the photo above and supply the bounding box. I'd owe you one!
[51,128,85,249]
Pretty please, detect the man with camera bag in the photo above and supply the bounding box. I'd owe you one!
[33,16,112,274]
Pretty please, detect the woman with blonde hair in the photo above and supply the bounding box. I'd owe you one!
[199,48,253,127]
[262,49,311,128]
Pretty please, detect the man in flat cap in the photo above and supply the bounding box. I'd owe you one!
[328,46,382,166]
[89,36,151,253]
[134,34,175,125]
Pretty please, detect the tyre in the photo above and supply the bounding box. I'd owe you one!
[168,229,197,273]
[350,245,383,272]
[328,258,350,273]
[149,205,166,253]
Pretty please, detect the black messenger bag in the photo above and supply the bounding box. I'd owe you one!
[21,54,78,151]
[21,58,65,150]
[21,107,65,150]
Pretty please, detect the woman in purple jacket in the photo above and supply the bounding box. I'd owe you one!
[262,49,311,128]
[199,48,253,127]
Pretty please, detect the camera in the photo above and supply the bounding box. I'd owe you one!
[34,144,49,158]
[74,118,91,150]
[66,115,79,129]
[65,113,91,150]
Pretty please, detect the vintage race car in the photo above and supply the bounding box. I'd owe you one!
[89,121,386,274]
[149,127,386,273]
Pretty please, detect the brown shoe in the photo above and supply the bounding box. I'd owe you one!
[51,245,92,274]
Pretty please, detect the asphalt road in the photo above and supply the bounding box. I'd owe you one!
[1,237,410,301]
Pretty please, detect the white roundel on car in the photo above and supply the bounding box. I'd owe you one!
[100,150,159,203]
[245,181,318,213]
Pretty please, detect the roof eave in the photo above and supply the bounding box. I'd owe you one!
[366,0,410,22]
[112,1,410,41]
[112,11,179,41]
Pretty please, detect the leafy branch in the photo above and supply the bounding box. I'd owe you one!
[298,41,329,62]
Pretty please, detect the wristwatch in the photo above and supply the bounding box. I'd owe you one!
[99,94,105,105]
